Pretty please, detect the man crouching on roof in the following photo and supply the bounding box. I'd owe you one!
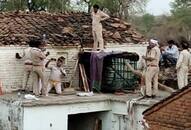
[45,57,66,96]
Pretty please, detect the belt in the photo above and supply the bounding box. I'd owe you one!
[25,63,33,65]
[147,65,158,67]
[33,64,43,66]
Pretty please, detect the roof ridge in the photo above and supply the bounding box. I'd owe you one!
[143,85,191,116]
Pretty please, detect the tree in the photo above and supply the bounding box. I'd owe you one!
[79,0,148,19]
[0,0,70,12]
[0,0,27,11]
[141,13,155,33]
[171,0,191,40]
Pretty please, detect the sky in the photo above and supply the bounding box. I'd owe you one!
[146,0,173,15]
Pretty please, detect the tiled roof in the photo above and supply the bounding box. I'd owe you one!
[143,85,191,129]
[0,11,144,47]
[143,85,191,116]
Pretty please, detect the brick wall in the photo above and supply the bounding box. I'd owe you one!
[145,90,191,130]
[0,46,79,91]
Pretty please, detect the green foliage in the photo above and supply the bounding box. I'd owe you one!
[171,0,191,10]
[131,13,155,36]
[0,0,27,11]
[0,0,70,12]
[141,13,155,32]
[171,0,191,29]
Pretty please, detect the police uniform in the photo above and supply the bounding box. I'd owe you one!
[20,47,33,91]
[145,45,161,96]
[91,10,109,50]
[30,47,46,96]
[176,49,191,89]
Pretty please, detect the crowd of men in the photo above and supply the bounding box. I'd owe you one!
[14,4,191,98]
[16,39,66,96]
[142,39,191,98]
[91,4,191,98]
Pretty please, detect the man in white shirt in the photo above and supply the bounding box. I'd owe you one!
[45,57,66,96]
[161,40,179,67]
[91,4,110,51]
[176,41,191,89]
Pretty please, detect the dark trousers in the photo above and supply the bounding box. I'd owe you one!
[161,54,177,67]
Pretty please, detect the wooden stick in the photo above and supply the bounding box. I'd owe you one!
[82,64,90,92]
[69,59,79,88]
[93,118,102,130]
[125,62,175,93]
[79,64,88,92]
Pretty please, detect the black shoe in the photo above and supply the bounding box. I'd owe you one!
[144,95,152,98]
[152,95,156,98]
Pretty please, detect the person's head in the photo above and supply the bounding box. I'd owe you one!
[93,4,99,13]
[149,39,158,48]
[39,41,47,51]
[56,56,65,67]
[167,40,175,48]
[181,39,189,50]
[28,38,42,48]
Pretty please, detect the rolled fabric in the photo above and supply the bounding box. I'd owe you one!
[150,39,159,46]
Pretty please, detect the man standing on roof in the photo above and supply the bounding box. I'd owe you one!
[30,39,47,96]
[91,4,110,51]
[142,39,161,98]
[176,40,191,89]
[15,40,35,92]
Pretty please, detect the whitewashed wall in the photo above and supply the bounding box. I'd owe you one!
[0,46,79,90]
[0,44,147,91]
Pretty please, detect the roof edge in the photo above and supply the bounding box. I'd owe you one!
[143,85,191,116]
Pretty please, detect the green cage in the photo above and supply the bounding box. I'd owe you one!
[101,56,139,92]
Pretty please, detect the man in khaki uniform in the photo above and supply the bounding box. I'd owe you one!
[143,39,161,98]
[45,57,66,96]
[176,42,191,89]
[30,39,47,96]
[91,4,110,51]
[16,41,36,92]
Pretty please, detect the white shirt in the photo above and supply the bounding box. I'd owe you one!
[165,45,179,59]
[91,10,109,31]
[48,65,66,82]
[176,49,191,69]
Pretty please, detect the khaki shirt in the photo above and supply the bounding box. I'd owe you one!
[30,47,46,66]
[146,46,161,66]
[21,47,32,64]
[176,50,191,69]
[91,10,109,31]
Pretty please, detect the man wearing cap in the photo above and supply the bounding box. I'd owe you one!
[142,39,161,98]
[91,4,110,51]
[30,39,47,96]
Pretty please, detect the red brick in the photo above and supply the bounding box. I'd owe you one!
[144,86,191,130]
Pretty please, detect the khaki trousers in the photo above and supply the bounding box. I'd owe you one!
[177,66,188,89]
[145,66,159,96]
[32,66,46,96]
[92,29,104,50]
[22,65,33,91]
